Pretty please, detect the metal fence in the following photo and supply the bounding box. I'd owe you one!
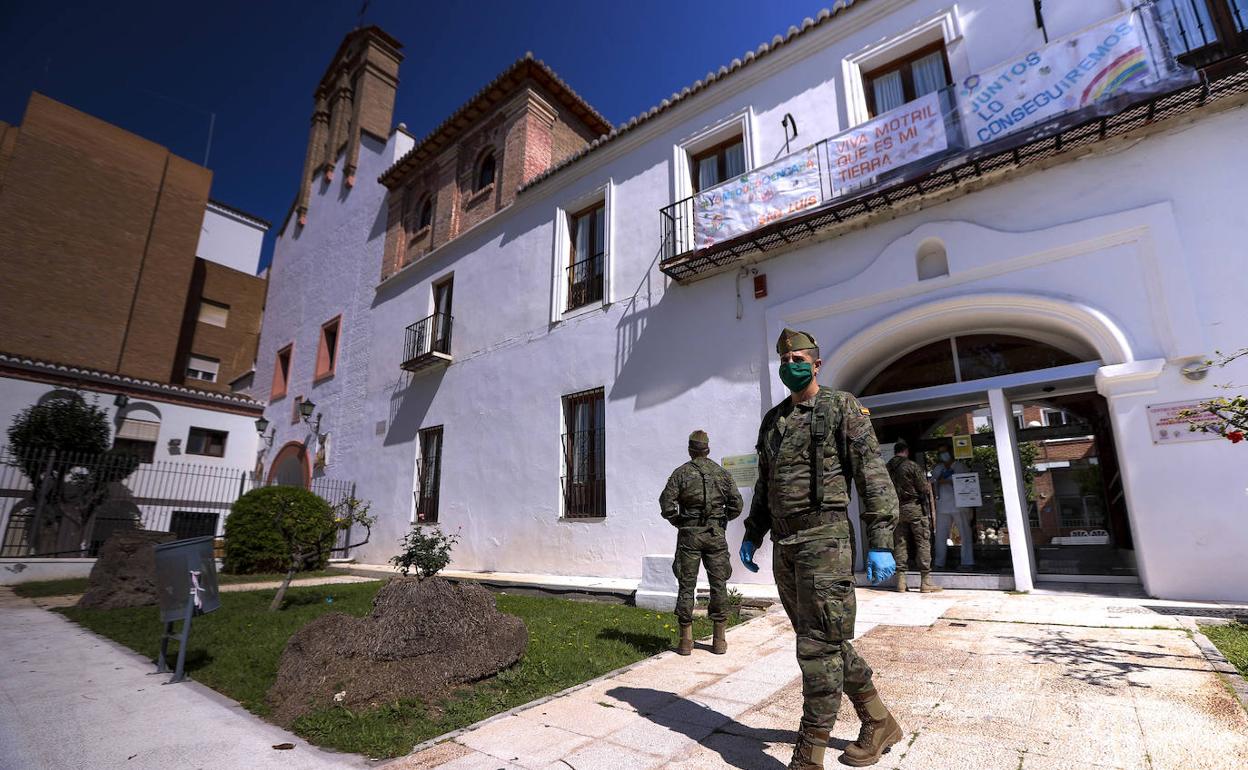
[0,445,357,559]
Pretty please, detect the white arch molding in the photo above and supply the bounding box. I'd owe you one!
[821,292,1135,393]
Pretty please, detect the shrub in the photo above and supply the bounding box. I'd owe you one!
[391,526,459,579]
[223,486,335,574]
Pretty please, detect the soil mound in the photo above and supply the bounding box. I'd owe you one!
[77,530,175,610]
[267,577,528,725]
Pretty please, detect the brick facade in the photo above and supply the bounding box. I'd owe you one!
[173,259,268,392]
[0,92,264,392]
[296,26,402,225]
[378,58,610,281]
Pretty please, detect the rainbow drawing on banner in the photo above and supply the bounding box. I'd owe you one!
[1081,47,1149,105]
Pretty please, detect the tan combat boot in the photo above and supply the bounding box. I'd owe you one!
[920,573,943,593]
[712,620,727,654]
[788,727,829,770]
[676,623,693,656]
[894,573,907,592]
[841,688,903,766]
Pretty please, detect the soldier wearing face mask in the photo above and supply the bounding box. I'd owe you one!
[739,328,902,769]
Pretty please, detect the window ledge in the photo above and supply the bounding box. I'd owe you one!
[560,298,610,323]
[559,516,607,523]
[313,371,336,385]
[466,184,494,207]
[409,224,432,241]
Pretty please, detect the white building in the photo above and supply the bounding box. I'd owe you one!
[257,1,1248,601]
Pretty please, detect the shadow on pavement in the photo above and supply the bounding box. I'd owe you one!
[606,685,803,770]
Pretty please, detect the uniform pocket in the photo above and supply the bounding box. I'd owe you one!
[813,575,856,642]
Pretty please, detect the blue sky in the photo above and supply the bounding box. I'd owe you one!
[0,0,834,270]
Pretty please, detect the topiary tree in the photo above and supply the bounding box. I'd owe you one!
[7,394,140,555]
[223,486,374,611]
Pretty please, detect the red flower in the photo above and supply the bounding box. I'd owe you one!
[1228,431,1245,444]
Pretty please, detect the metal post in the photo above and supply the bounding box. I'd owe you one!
[988,388,1037,591]
[167,582,197,684]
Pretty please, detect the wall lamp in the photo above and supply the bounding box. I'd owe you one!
[113,393,129,408]
[299,398,323,435]
[255,416,274,447]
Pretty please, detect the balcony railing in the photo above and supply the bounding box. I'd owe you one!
[401,312,452,373]
[1156,0,1248,67]
[658,5,1246,282]
[566,253,604,311]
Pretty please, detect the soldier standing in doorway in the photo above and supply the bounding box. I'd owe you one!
[660,430,743,656]
[887,440,942,593]
[740,329,903,769]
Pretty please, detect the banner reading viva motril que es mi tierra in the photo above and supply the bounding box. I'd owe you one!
[829,91,948,196]
[958,11,1163,148]
[693,145,822,250]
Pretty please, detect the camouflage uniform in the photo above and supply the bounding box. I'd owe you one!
[886,455,932,575]
[744,385,898,735]
[661,454,743,624]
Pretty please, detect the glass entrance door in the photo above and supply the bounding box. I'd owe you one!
[1013,393,1137,577]
[871,403,1013,575]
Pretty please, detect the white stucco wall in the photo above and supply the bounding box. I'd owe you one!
[197,202,268,275]
[254,130,414,541]
[259,0,1248,600]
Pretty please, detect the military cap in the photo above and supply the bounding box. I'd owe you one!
[689,429,709,444]
[776,328,818,354]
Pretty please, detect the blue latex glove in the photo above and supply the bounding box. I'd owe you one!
[739,540,760,573]
[866,549,896,584]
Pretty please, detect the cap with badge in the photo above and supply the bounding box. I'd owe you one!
[776,328,818,354]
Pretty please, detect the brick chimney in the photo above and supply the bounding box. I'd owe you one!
[296,27,403,225]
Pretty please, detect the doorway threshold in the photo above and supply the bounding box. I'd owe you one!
[855,571,1015,591]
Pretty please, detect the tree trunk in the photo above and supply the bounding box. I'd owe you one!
[269,556,301,612]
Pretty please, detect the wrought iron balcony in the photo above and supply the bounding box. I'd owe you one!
[401,312,452,373]
[566,253,604,311]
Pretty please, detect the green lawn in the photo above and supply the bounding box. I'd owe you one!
[12,569,346,598]
[58,581,731,758]
[1202,622,1248,679]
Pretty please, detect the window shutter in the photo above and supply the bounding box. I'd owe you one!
[117,418,160,442]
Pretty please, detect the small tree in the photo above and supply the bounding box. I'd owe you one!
[391,525,459,579]
[268,494,375,612]
[1182,348,1248,445]
[7,395,140,554]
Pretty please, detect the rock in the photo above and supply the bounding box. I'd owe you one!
[266,577,528,725]
[76,530,175,610]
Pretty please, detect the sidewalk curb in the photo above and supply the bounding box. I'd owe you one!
[1182,617,1248,712]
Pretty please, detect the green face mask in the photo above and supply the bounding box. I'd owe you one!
[779,361,814,392]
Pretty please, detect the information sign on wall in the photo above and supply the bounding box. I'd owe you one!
[957,11,1163,148]
[722,454,760,488]
[1147,400,1222,444]
[952,434,974,460]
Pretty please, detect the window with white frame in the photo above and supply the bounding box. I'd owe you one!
[842,9,963,127]
[862,42,951,117]
[186,354,220,383]
[553,184,611,319]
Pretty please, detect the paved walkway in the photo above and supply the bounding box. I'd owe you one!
[385,589,1247,770]
[2,584,1245,770]
[0,588,369,770]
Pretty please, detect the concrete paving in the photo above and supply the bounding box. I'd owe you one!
[387,589,1248,770]
[3,581,1246,770]
[0,588,369,770]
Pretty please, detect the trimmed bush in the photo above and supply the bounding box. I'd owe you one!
[223,486,335,575]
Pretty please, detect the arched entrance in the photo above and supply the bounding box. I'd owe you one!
[844,328,1138,590]
[267,442,311,488]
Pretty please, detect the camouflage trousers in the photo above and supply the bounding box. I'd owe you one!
[774,534,875,733]
[673,524,732,625]
[893,506,932,574]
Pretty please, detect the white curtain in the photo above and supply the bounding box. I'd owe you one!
[724,142,746,178]
[911,51,948,97]
[697,156,719,191]
[872,70,905,114]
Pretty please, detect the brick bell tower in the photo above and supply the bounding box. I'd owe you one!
[295,26,403,225]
